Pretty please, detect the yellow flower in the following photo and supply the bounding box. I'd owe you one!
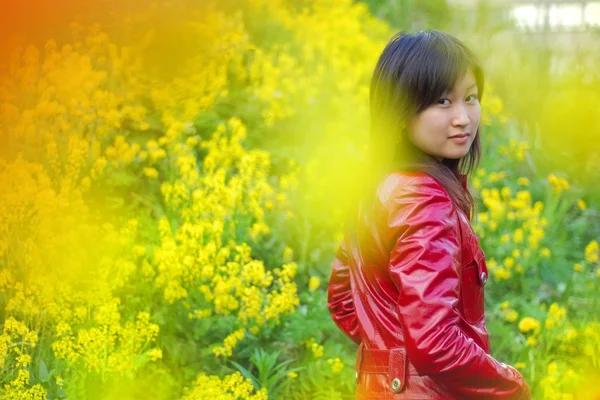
[144,167,159,179]
[493,267,511,280]
[212,328,245,358]
[503,257,515,269]
[148,348,163,361]
[282,246,294,262]
[311,342,324,358]
[81,176,91,189]
[287,371,298,378]
[305,338,324,358]
[184,372,266,399]
[574,263,584,272]
[517,177,530,186]
[519,317,541,335]
[133,245,147,258]
[577,199,587,211]
[547,362,558,375]
[545,303,566,329]
[250,221,271,240]
[515,362,526,369]
[16,353,32,368]
[515,264,524,274]
[505,309,519,323]
[513,229,524,244]
[585,240,599,263]
[539,248,551,259]
[308,276,320,292]
[328,357,344,373]
[526,336,538,347]
[548,174,569,194]
[478,212,489,223]
[562,327,578,342]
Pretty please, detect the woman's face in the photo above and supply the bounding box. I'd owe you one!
[407,67,481,161]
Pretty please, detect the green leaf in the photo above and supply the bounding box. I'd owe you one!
[38,359,49,383]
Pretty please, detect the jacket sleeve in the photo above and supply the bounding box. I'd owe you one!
[387,176,530,399]
[327,234,361,345]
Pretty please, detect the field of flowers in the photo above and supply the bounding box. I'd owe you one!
[0,1,599,399]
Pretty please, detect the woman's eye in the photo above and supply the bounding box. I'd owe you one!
[466,94,479,102]
[438,98,450,105]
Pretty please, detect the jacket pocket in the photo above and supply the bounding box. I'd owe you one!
[460,245,487,324]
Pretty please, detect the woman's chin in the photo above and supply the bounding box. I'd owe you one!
[442,147,471,160]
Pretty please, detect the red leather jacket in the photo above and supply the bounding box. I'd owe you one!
[328,171,530,399]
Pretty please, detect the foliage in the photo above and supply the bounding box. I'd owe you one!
[0,1,598,399]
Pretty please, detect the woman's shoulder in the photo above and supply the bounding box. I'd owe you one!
[377,170,451,207]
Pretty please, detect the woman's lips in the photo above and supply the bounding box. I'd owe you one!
[449,134,469,144]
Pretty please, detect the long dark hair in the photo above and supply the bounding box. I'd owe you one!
[347,30,484,246]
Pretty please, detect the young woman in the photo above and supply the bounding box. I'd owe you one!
[327,30,531,399]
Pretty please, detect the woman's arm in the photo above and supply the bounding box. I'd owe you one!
[327,235,361,345]
[387,175,530,399]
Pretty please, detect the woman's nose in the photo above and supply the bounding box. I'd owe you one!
[452,104,471,126]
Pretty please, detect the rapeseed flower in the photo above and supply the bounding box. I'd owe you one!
[519,317,541,335]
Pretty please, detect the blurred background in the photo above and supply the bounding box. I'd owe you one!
[366,0,600,193]
[1,0,599,399]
